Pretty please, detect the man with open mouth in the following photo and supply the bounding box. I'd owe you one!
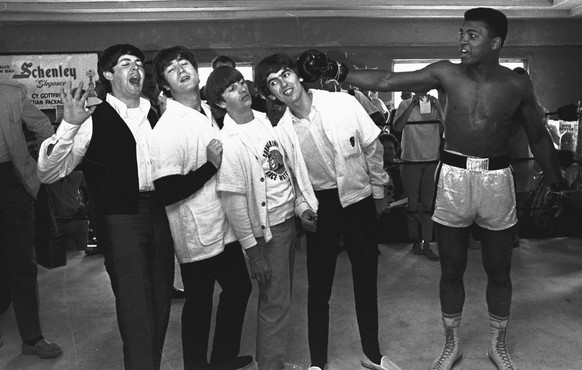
[38,44,174,370]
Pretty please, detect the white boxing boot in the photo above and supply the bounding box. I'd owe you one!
[430,315,462,370]
[488,315,518,370]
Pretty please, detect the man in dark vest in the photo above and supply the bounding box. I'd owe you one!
[37,44,174,370]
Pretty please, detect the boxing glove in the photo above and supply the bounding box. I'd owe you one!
[297,49,350,83]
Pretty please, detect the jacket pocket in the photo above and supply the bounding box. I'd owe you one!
[337,131,362,159]
[188,201,228,246]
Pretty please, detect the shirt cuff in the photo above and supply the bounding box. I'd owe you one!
[372,184,385,199]
[57,120,82,141]
[239,234,258,249]
[295,201,311,218]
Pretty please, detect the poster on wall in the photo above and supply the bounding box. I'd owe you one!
[0,53,99,110]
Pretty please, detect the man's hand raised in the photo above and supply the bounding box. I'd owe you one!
[61,81,97,125]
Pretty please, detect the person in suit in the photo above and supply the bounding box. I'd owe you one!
[0,82,61,358]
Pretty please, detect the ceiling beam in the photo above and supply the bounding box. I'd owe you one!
[1,1,581,23]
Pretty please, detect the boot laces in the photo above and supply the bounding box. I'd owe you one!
[433,328,456,369]
[494,328,515,369]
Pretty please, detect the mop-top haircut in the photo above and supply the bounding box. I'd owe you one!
[98,44,145,93]
[205,65,246,110]
[254,53,298,99]
[152,45,199,98]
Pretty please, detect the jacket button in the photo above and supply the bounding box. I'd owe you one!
[261,225,265,229]
[261,202,266,206]
[260,177,265,182]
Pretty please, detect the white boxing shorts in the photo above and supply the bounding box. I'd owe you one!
[432,151,518,231]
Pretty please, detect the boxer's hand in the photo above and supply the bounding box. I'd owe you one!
[549,177,570,193]
[297,50,328,83]
[206,139,223,169]
[297,49,349,83]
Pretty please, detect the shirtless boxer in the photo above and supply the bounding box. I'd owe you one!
[297,7,567,370]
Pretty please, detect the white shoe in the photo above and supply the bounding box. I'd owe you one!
[488,317,518,370]
[308,367,322,370]
[283,363,303,370]
[362,355,401,370]
[430,316,462,370]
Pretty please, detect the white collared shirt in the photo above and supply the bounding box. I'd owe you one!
[291,103,337,191]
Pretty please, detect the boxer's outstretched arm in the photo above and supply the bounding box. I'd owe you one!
[345,61,445,93]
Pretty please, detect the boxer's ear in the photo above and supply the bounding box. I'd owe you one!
[491,37,502,50]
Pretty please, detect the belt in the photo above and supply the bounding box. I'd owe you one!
[441,151,510,171]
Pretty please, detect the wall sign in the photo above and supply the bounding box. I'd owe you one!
[0,53,98,109]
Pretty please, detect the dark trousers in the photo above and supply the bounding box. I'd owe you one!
[98,194,174,370]
[180,242,251,370]
[306,190,381,367]
[0,162,42,342]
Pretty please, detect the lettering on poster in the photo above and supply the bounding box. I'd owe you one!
[0,54,98,109]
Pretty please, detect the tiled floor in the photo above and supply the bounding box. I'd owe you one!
[1,237,581,369]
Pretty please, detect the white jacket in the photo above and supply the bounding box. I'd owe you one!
[217,111,316,249]
[276,89,388,208]
[149,99,236,263]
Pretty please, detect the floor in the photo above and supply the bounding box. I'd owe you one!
[1,237,581,370]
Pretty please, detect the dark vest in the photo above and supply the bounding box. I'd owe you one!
[82,102,158,215]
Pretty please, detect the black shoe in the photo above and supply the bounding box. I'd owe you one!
[422,243,440,261]
[411,242,422,255]
[172,287,186,299]
[211,355,253,370]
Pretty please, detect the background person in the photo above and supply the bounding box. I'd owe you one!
[392,91,443,260]
[0,82,62,358]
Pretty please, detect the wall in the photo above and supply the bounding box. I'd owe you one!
[1,17,581,110]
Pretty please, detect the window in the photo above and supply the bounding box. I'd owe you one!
[197,64,254,87]
[391,59,526,108]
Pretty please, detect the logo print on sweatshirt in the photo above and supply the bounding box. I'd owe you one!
[263,140,289,181]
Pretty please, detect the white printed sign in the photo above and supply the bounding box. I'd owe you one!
[0,54,98,109]
[419,96,432,114]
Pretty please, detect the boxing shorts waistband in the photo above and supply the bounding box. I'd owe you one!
[440,151,510,171]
